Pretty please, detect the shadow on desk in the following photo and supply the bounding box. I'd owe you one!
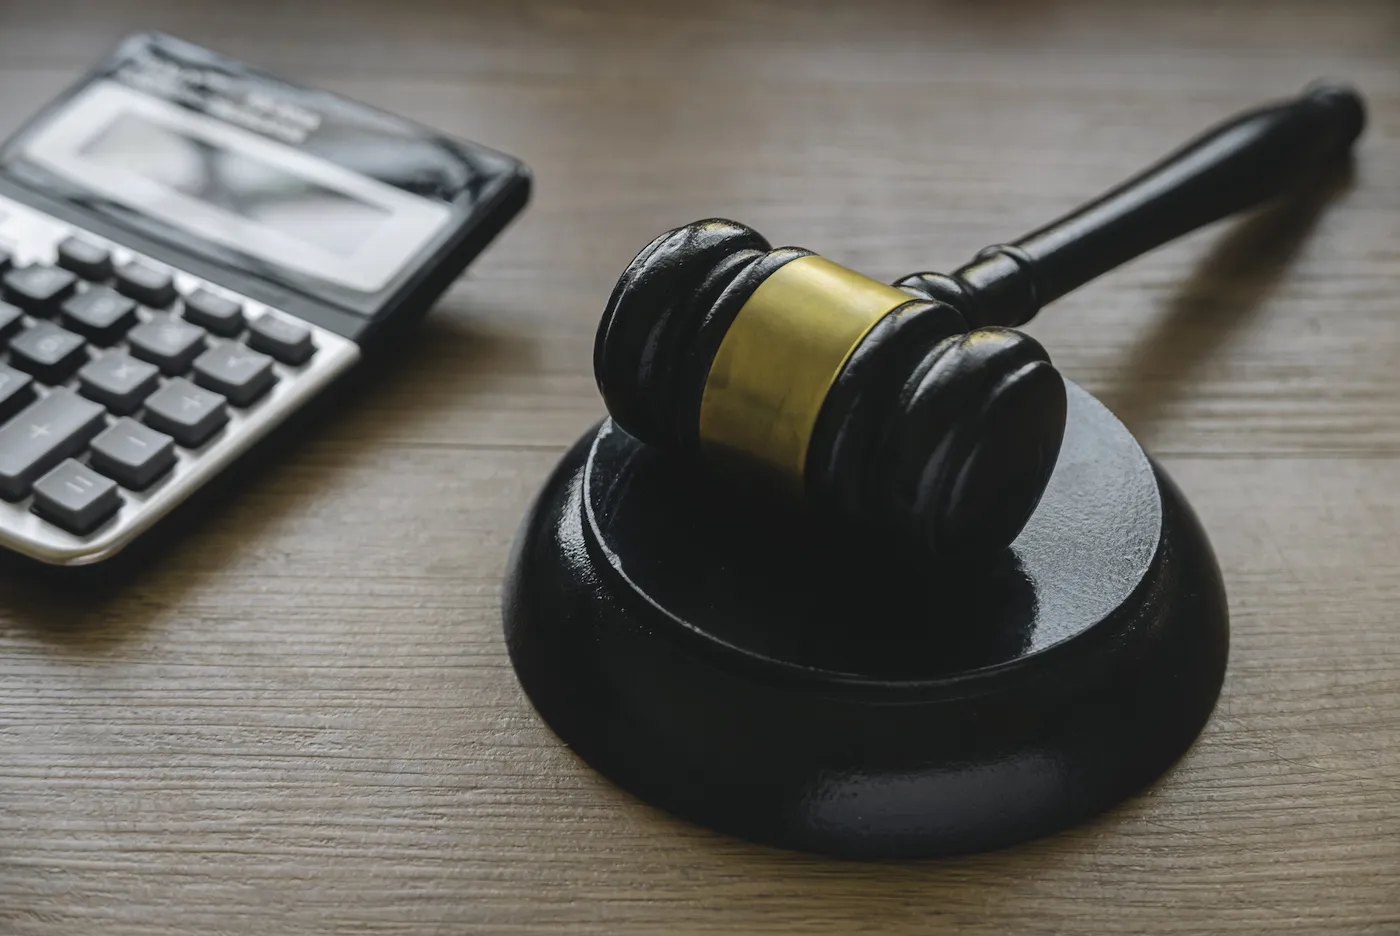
[1098,161,1356,436]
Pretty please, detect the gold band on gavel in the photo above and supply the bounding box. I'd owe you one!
[698,255,914,495]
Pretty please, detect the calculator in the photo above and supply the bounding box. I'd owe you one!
[0,33,529,566]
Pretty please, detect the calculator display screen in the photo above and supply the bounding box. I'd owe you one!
[83,111,390,258]
[15,81,454,294]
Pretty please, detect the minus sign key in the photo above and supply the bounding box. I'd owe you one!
[90,418,178,490]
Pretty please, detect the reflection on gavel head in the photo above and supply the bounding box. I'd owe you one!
[594,219,1067,557]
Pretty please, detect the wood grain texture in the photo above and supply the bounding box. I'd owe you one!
[1,1,1398,932]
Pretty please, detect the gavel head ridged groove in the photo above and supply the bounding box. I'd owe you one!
[594,219,1067,557]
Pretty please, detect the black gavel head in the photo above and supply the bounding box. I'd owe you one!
[593,220,1067,557]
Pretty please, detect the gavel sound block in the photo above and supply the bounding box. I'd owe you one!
[504,84,1365,858]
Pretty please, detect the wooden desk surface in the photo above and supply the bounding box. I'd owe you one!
[1,2,1397,932]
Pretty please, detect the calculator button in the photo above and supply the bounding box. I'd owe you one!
[3,264,78,315]
[90,418,177,490]
[60,286,138,345]
[0,364,36,424]
[8,321,88,384]
[127,316,208,375]
[0,389,107,500]
[246,313,315,365]
[191,343,276,407]
[142,378,228,447]
[32,458,121,534]
[77,352,161,415]
[114,261,177,307]
[0,301,23,341]
[182,289,244,336]
[55,237,113,281]
[0,247,12,273]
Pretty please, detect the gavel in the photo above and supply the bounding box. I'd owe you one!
[594,83,1364,557]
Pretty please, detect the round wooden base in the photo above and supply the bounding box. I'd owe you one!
[503,384,1228,858]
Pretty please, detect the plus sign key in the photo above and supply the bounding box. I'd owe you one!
[32,459,121,534]
[142,378,228,447]
[0,389,107,499]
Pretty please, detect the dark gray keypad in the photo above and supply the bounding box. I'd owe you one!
[247,313,315,365]
[142,378,229,447]
[114,261,177,307]
[0,364,35,424]
[32,458,121,534]
[77,352,161,415]
[128,316,208,375]
[192,343,276,406]
[0,222,333,545]
[90,418,177,490]
[4,265,77,315]
[0,389,107,499]
[56,237,113,281]
[60,286,138,345]
[9,321,88,384]
[182,289,244,336]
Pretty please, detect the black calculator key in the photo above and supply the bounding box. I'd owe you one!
[114,261,177,307]
[0,301,23,341]
[55,237,113,281]
[192,343,276,406]
[32,459,122,534]
[0,364,36,424]
[0,247,11,273]
[142,378,228,447]
[127,316,208,375]
[90,418,177,490]
[246,313,315,365]
[60,286,138,345]
[182,289,244,336]
[0,389,107,500]
[3,264,77,315]
[77,352,161,415]
[9,321,88,384]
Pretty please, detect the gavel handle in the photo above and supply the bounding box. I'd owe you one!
[897,82,1366,328]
